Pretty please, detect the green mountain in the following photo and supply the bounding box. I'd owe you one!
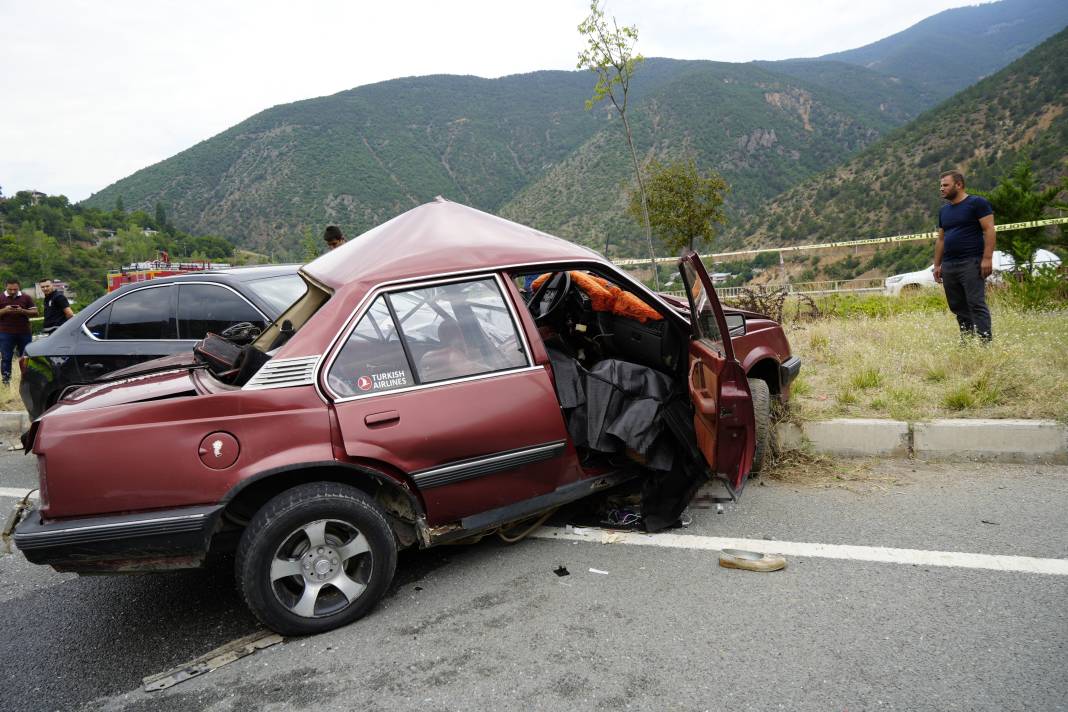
[82,58,925,256]
[817,0,1068,101]
[81,0,1067,257]
[726,27,1068,248]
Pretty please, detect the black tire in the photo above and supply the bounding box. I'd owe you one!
[235,482,397,636]
[748,378,773,476]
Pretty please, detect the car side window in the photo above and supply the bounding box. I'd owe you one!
[177,284,267,340]
[327,296,414,397]
[391,278,527,384]
[680,262,724,351]
[103,286,177,340]
[85,303,112,339]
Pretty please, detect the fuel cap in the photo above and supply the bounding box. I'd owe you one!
[198,432,240,470]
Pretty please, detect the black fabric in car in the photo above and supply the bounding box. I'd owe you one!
[547,349,675,472]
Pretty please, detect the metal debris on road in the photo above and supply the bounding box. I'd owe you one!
[553,565,570,577]
[588,568,610,575]
[718,549,787,572]
[142,630,283,692]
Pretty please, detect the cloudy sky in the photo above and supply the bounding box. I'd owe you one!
[1,0,972,202]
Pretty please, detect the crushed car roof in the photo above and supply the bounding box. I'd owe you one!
[302,198,605,290]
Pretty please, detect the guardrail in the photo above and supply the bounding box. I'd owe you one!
[661,277,887,301]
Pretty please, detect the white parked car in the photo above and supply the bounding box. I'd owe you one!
[884,249,1062,296]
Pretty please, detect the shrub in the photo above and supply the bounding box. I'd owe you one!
[992,266,1068,311]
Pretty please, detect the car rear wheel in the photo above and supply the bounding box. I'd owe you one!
[235,482,397,636]
[748,378,773,476]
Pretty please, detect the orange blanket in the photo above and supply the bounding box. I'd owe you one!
[530,272,663,323]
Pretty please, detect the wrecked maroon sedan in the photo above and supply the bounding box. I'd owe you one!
[14,199,799,635]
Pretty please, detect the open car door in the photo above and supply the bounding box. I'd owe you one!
[678,252,755,497]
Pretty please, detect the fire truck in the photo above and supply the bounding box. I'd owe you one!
[105,252,232,292]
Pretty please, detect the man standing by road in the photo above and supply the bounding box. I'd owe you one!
[933,170,996,341]
[40,279,74,334]
[323,225,346,250]
[0,279,38,385]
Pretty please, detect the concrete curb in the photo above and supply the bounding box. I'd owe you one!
[0,411,30,434]
[777,418,1068,464]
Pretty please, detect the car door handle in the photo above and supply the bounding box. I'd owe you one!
[364,410,400,427]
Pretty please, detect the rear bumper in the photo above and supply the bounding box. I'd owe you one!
[779,356,801,388]
[13,504,224,573]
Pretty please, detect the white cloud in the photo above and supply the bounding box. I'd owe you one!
[0,0,969,201]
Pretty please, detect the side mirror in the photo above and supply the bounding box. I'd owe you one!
[725,313,746,337]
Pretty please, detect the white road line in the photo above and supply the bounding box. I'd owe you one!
[531,527,1068,576]
[0,487,36,500]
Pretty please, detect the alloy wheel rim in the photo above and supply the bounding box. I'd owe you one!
[269,518,372,618]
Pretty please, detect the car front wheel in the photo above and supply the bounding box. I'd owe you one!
[749,378,773,475]
[236,482,397,636]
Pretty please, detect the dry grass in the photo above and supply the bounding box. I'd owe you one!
[0,369,22,412]
[762,450,906,493]
[786,299,1068,422]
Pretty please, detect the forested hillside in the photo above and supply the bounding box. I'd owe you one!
[79,0,1067,257]
[0,191,239,302]
[818,0,1068,101]
[82,58,923,256]
[727,27,1068,248]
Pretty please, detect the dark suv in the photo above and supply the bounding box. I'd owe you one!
[19,264,304,418]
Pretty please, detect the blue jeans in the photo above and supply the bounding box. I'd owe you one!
[942,257,992,341]
[0,332,32,383]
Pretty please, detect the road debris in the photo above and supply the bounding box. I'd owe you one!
[718,549,786,572]
[588,568,609,575]
[553,565,570,577]
[142,630,283,692]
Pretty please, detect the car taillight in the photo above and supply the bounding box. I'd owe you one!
[36,455,49,511]
[18,356,27,377]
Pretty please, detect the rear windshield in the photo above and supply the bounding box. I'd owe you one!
[246,274,307,314]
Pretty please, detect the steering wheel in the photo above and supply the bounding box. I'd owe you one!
[527,272,571,322]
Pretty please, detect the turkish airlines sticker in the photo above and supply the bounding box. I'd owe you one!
[356,375,374,392]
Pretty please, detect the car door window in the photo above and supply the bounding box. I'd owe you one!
[177,284,267,340]
[84,303,112,339]
[104,286,176,340]
[390,278,527,384]
[327,296,414,397]
[681,261,724,352]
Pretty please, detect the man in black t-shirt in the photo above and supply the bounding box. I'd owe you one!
[40,279,74,333]
[934,170,996,341]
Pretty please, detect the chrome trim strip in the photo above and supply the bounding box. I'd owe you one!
[411,440,567,489]
[319,272,534,402]
[80,281,270,343]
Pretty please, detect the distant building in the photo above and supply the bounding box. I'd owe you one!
[141,227,159,236]
[711,272,733,284]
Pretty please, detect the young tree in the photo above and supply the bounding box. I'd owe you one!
[154,202,168,231]
[577,1,658,286]
[976,161,1068,270]
[300,226,320,262]
[629,158,730,254]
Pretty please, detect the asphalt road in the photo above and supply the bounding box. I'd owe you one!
[1,449,1066,712]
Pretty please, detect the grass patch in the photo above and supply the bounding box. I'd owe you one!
[849,368,882,390]
[786,298,1068,422]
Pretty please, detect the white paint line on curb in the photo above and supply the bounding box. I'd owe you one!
[0,488,36,500]
[531,527,1068,576]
